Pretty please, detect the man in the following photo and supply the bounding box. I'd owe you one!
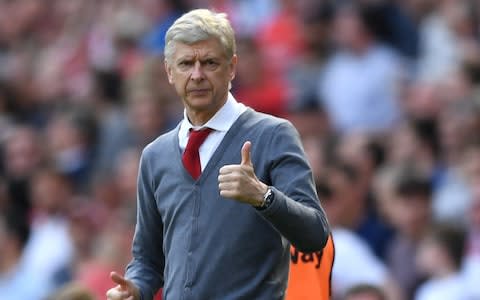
[107,9,329,300]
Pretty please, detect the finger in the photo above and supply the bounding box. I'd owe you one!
[219,165,241,175]
[218,173,241,183]
[220,189,236,198]
[106,287,130,300]
[219,181,237,192]
[110,271,129,289]
[241,141,252,166]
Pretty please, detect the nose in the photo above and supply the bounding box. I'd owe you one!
[190,61,205,82]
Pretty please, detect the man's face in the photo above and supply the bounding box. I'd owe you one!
[165,38,237,118]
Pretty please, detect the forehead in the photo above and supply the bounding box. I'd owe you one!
[173,38,226,60]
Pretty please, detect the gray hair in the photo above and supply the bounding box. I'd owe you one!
[164,9,236,63]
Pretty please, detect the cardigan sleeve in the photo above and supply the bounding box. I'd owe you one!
[256,121,330,253]
[125,148,165,300]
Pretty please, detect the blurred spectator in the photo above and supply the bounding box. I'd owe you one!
[2,125,44,220]
[0,1,479,299]
[217,0,278,37]
[0,212,43,300]
[387,118,443,195]
[317,1,404,133]
[315,176,401,300]
[323,141,394,259]
[331,227,398,300]
[432,101,478,223]
[386,168,432,299]
[288,2,333,111]
[417,0,479,82]
[255,0,306,78]
[21,168,75,298]
[139,0,186,55]
[463,149,480,298]
[75,221,134,300]
[363,0,421,61]
[233,37,290,116]
[300,134,328,178]
[47,282,95,300]
[414,223,467,300]
[372,164,402,228]
[45,109,98,190]
[93,57,177,175]
[343,284,386,300]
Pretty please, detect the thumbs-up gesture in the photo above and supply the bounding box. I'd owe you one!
[106,272,140,300]
[218,141,268,206]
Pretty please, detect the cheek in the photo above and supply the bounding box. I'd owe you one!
[171,74,189,90]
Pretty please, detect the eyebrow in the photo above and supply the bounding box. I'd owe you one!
[176,51,223,61]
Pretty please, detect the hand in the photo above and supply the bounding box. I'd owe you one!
[106,271,140,300]
[218,141,268,206]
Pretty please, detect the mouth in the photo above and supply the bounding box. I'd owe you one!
[188,88,210,94]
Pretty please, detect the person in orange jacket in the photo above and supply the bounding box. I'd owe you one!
[286,233,335,300]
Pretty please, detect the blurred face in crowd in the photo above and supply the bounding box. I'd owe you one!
[323,167,360,228]
[128,91,165,142]
[234,39,262,87]
[332,6,369,52]
[338,133,373,191]
[31,171,70,215]
[114,148,140,200]
[372,167,399,223]
[469,186,480,230]
[393,194,431,239]
[165,38,237,124]
[462,146,480,186]
[5,126,42,178]
[302,135,324,178]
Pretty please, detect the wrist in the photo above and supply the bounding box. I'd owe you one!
[253,183,269,207]
[255,185,274,210]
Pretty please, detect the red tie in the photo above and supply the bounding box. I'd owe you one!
[182,128,213,179]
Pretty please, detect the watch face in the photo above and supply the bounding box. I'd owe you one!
[264,188,274,207]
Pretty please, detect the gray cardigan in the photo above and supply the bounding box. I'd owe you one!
[125,109,330,300]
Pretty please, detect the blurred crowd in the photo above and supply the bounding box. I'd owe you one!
[0,0,480,299]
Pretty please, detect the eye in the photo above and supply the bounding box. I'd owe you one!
[206,59,217,65]
[204,59,219,69]
[178,60,193,67]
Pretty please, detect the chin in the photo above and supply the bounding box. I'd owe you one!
[187,96,213,108]
[187,101,220,115]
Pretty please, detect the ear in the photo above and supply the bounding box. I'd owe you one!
[229,54,238,81]
[164,59,174,84]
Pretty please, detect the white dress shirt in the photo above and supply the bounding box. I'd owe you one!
[178,93,247,171]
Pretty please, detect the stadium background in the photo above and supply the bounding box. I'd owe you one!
[0,0,479,299]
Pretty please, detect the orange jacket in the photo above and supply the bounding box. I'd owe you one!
[286,234,335,300]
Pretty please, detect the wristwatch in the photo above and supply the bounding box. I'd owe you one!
[257,187,274,210]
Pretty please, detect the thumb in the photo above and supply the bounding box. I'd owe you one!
[241,141,252,166]
[110,271,129,289]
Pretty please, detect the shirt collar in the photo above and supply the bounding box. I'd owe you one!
[182,92,241,132]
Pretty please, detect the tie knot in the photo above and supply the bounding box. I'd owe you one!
[186,128,213,150]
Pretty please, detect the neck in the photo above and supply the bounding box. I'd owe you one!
[186,109,216,126]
